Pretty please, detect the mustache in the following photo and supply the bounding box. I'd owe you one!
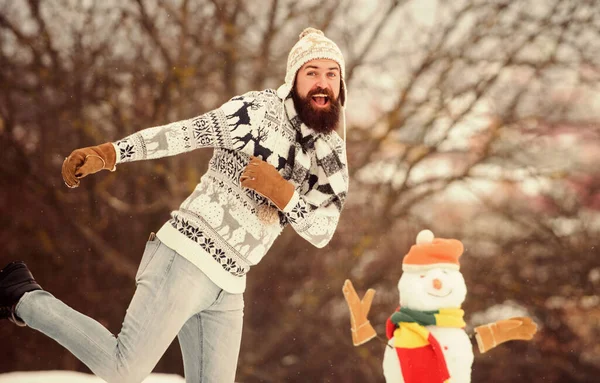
[307,87,335,100]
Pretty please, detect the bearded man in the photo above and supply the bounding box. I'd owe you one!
[0,28,348,383]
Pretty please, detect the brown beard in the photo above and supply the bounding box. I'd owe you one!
[291,86,340,134]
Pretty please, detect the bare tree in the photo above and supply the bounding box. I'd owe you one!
[1,0,599,382]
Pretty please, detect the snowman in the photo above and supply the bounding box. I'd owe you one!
[343,230,537,383]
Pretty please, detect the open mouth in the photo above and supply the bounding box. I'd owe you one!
[427,289,452,298]
[311,94,330,108]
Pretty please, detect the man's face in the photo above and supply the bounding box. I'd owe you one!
[292,59,342,134]
[295,59,341,104]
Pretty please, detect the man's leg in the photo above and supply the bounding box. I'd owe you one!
[178,290,244,383]
[15,239,222,383]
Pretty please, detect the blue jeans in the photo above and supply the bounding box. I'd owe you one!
[15,237,244,383]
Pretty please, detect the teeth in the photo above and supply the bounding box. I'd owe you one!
[313,94,328,98]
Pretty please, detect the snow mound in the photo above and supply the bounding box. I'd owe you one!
[0,371,184,382]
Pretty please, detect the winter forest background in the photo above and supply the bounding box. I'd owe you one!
[1,0,599,382]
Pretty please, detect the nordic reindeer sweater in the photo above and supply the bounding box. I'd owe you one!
[112,89,349,293]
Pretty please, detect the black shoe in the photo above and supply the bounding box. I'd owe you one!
[0,261,42,326]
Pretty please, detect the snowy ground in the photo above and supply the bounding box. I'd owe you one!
[0,371,184,382]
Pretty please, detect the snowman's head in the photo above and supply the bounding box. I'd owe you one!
[398,267,467,311]
[398,230,467,311]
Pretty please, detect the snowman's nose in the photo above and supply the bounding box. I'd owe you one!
[432,278,442,290]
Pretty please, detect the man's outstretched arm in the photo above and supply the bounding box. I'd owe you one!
[113,91,265,164]
[62,91,267,188]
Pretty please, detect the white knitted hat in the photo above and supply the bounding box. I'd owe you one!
[276,27,347,107]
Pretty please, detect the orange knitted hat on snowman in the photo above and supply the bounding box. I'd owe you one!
[402,230,464,272]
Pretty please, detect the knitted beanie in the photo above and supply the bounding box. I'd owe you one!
[276,27,347,107]
[402,230,464,272]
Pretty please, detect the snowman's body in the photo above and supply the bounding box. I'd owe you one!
[382,230,474,383]
[383,326,474,383]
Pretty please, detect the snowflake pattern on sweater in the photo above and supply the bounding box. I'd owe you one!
[113,89,348,287]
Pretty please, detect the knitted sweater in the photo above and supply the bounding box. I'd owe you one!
[112,89,349,293]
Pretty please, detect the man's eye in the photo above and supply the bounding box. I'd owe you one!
[328,73,337,78]
[307,72,316,76]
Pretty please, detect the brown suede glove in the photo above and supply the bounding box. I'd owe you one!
[474,316,537,353]
[240,156,295,210]
[342,279,377,346]
[62,142,117,188]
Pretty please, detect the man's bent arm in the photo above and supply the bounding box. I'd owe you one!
[282,141,349,248]
[282,193,346,248]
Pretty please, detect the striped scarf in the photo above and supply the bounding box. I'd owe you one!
[283,96,349,210]
[385,307,465,383]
